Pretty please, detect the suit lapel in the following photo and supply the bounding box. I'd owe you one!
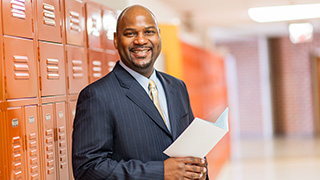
[157,72,180,140]
[113,62,172,138]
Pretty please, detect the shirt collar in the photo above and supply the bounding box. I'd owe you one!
[119,60,157,93]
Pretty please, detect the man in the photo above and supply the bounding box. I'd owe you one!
[72,5,208,180]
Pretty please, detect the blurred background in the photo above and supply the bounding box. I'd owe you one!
[1,0,320,179]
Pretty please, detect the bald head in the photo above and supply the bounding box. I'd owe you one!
[116,5,159,34]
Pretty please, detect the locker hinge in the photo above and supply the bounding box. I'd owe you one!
[4,76,7,94]
[39,76,42,91]
[24,134,28,151]
[38,46,40,62]
[67,77,69,90]
[32,18,34,33]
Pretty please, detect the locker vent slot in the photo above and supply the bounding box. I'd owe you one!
[72,60,83,79]
[45,128,55,175]
[43,3,56,26]
[70,11,81,32]
[108,61,116,72]
[46,58,60,80]
[92,60,102,78]
[11,0,26,19]
[13,55,30,80]
[103,12,116,40]
[90,17,100,37]
[11,136,23,178]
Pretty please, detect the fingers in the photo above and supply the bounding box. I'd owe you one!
[183,169,206,179]
[185,164,206,174]
[183,157,207,166]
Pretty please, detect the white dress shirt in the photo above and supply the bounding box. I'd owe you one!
[119,60,171,132]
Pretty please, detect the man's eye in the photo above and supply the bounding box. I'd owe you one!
[124,32,134,37]
[145,30,155,35]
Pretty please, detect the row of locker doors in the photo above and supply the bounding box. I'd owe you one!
[2,0,117,49]
[2,100,76,180]
[3,35,117,100]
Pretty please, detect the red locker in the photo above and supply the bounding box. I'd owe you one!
[55,102,69,179]
[2,0,33,38]
[39,41,66,97]
[104,50,118,74]
[67,100,76,180]
[65,0,85,46]
[88,49,103,83]
[86,2,102,49]
[66,45,88,95]
[41,103,57,180]
[6,107,26,180]
[102,8,117,50]
[24,105,40,180]
[4,36,37,99]
[36,0,62,42]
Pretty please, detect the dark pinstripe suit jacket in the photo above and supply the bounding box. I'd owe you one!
[72,61,194,180]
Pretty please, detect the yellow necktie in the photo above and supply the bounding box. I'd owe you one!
[148,80,167,126]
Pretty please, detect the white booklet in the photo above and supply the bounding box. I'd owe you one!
[163,107,229,158]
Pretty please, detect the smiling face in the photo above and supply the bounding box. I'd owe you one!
[114,5,162,78]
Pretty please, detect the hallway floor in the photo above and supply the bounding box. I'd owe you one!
[216,137,320,180]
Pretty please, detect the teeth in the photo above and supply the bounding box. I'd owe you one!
[133,50,148,53]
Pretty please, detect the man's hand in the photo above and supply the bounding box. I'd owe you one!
[164,157,207,180]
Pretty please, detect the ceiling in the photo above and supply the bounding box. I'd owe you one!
[159,0,320,42]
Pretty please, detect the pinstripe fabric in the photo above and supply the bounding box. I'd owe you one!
[72,61,194,180]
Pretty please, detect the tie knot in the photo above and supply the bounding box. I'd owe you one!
[148,80,157,90]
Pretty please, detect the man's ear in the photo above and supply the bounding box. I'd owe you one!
[113,32,118,49]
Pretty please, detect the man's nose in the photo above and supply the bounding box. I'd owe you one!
[134,33,147,45]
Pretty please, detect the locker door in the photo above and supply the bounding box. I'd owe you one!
[39,41,66,97]
[4,36,37,99]
[55,102,69,179]
[67,100,76,180]
[6,107,26,180]
[88,49,103,83]
[36,0,62,42]
[86,2,102,49]
[41,103,56,180]
[66,45,88,95]
[104,50,118,74]
[24,105,40,180]
[2,0,33,38]
[65,0,85,46]
[102,8,117,50]
[0,107,4,180]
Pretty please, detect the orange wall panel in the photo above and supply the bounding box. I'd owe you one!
[180,41,229,179]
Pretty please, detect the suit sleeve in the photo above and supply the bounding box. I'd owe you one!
[72,86,164,180]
